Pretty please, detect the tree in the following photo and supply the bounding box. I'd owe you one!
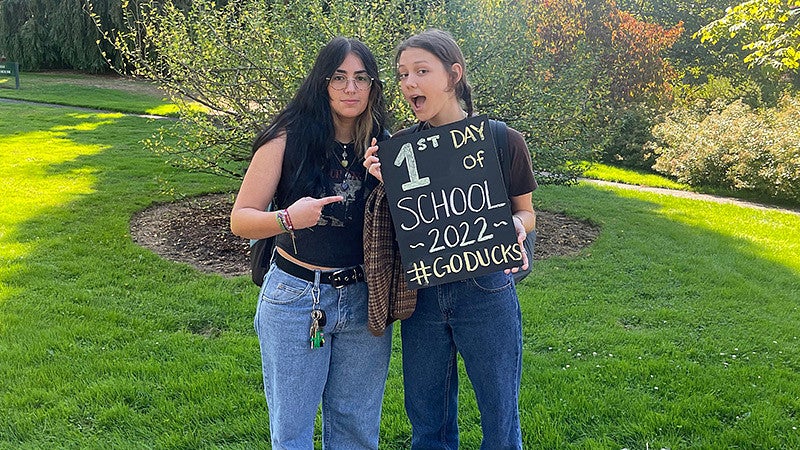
[0,0,115,71]
[528,0,683,169]
[615,0,738,72]
[697,0,800,75]
[87,0,682,184]
[87,0,432,179]
[0,0,195,72]
[614,0,791,107]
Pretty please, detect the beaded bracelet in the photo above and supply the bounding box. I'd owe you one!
[276,210,289,233]
[276,209,297,253]
[282,208,294,231]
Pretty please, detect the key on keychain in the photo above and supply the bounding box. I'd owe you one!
[309,309,326,349]
[312,309,327,327]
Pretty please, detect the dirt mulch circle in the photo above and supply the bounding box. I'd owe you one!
[130,193,600,278]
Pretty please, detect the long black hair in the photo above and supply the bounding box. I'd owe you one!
[253,37,387,205]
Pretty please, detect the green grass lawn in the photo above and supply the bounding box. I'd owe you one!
[2,77,800,448]
[0,71,180,116]
[582,162,800,209]
[582,162,691,191]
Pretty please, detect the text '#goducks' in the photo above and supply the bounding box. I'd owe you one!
[431,242,522,276]
[405,241,523,286]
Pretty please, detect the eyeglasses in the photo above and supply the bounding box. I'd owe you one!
[326,74,374,91]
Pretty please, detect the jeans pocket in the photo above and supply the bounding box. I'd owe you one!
[261,267,310,305]
[470,270,513,293]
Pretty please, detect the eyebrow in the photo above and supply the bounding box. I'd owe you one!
[397,60,431,69]
[334,69,368,74]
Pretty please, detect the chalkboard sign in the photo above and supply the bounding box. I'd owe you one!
[380,115,523,289]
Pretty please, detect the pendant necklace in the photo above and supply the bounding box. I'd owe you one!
[338,141,351,168]
[342,171,353,191]
[336,141,355,191]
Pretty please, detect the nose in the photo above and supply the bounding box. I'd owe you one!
[343,78,358,93]
[401,74,417,89]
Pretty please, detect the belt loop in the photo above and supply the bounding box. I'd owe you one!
[313,270,321,288]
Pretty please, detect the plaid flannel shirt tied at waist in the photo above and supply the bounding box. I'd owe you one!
[363,183,417,336]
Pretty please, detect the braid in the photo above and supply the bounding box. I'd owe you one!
[461,83,474,117]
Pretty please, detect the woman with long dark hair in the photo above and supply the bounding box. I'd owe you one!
[231,37,391,449]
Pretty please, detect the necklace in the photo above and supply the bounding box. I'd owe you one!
[337,141,352,168]
[341,171,353,191]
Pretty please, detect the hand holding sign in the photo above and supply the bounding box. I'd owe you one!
[506,215,529,276]
[379,115,523,289]
[364,138,383,182]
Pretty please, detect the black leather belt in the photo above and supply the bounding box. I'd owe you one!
[274,252,365,288]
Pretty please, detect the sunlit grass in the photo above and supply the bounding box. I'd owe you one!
[0,72,179,116]
[582,161,800,209]
[588,182,800,272]
[1,101,246,447]
[145,103,181,116]
[520,184,800,448]
[0,117,112,265]
[583,162,690,190]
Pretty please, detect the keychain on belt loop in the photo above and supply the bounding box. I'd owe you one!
[309,274,326,349]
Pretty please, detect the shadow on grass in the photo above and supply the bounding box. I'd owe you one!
[1,103,268,448]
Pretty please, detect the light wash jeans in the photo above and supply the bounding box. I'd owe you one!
[254,262,392,449]
[401,270,523,450]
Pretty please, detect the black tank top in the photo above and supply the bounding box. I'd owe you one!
[274,133,386,268]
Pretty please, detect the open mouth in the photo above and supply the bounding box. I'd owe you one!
[411,95,426,109]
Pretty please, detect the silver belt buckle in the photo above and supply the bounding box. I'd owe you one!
[330,266,361,288]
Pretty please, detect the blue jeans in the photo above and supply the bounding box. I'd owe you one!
[401,270,522,450]
[254,262,393,449]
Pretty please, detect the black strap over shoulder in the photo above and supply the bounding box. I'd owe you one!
[491,119,536,283]
[491,119,511,197]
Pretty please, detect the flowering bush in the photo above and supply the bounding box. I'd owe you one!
[650,94,800,202]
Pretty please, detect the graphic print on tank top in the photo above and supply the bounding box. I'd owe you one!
[317,164,364,227]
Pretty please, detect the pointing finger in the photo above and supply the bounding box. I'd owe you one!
[317,195,344,205]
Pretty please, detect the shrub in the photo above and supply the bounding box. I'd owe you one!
[601,105,658,170]
[650,94,800,202]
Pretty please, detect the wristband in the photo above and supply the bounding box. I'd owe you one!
[282,208,294,231]
[276,210,289,233]
[277,209,297,253]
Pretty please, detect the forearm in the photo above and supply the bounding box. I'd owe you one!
[230,207,287,240]
[510,193,535,233]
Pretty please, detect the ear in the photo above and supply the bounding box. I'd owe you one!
[450,62,463,85]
